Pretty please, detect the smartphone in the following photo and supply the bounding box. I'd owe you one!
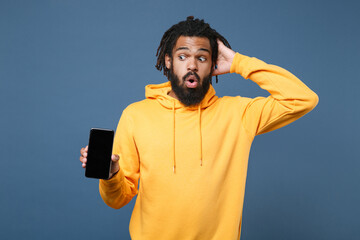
[85,128,114,179]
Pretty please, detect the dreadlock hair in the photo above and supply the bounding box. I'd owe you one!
[155,16,231,84]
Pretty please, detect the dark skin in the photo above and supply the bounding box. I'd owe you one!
[79,38,235,178]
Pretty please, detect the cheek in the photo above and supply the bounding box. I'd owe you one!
[172,61,186,76]
[201,65,212,76]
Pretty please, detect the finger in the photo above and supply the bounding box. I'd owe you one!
[80,146,88,155]
[80,155,87,163]
[111,154,119,162]
[82,162,86,168]
[217,39,226,49]
[80,146,88,157]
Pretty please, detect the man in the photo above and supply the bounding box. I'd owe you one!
[80,16,318,240]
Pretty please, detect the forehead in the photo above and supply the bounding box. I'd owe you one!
[173,36,211,54]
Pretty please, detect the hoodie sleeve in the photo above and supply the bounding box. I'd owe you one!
[230,53,319,137]
[99,109,139,209]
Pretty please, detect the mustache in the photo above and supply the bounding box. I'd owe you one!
[183,72,200,81]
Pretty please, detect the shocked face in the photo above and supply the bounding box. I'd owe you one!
[166,36,213,106]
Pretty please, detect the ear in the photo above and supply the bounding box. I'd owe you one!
[165,54,171,69]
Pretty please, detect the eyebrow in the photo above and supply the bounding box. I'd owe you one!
[175,47,211,54]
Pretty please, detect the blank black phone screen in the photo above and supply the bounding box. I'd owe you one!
[85,128,114,179]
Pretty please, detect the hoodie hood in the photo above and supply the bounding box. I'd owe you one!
[145,81,218,110]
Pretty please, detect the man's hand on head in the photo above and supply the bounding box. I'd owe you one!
[212,40,236,76]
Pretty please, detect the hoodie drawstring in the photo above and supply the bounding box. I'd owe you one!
[171,102,204,174]
[172,101,176,173]
[198,105,203,166]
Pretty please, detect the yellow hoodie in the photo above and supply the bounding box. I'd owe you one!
[99,53,318,240]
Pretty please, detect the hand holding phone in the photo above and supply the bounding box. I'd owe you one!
[80,146,120,179]
[84,128,115,179]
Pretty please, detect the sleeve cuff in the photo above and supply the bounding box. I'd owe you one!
[99,168,125,188]
[230,52,252,78]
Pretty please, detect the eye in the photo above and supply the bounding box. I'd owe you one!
[198,56,206,62]
[178,55,186,60]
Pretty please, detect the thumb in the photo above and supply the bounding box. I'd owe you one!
[109,154,120,178]
[111,154,120,162]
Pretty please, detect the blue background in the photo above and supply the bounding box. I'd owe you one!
[1,0,359,239]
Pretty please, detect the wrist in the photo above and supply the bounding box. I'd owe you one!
[230,53,249,74]
[228,51,236,64]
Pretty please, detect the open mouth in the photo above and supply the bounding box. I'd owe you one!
[184,74,199,88]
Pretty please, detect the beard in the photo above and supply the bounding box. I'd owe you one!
[169,68,212,107]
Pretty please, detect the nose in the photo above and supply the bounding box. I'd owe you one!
[187,57,198,72]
